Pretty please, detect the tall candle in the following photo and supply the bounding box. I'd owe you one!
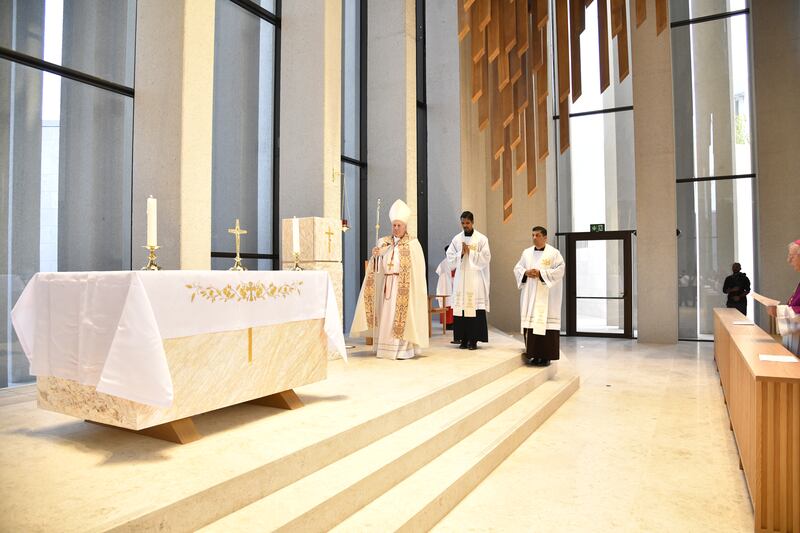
[292,216,300,255]
[146,196,157,247]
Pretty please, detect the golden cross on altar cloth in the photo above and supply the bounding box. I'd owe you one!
[325,226,334,254]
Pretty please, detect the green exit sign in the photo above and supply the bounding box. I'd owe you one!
[590,224,605,232]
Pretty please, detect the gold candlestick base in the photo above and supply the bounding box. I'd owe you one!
[229,255,247,271]
[292,252,303,271]
[141,245,162,271]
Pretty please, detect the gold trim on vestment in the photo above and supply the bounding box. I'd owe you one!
[364,236,392,328]
[392,234,413,338]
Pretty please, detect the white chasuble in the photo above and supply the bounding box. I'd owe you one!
[513,244,565,334]
[446,230,491,317]
[350,234,429,359]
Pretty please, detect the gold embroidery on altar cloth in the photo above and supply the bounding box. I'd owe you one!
[392,234,412,339]
[186,280,303,303]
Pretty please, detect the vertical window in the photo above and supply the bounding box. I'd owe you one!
[341,0,366,333]
[671,1,755,339]
[1,0,136,388]
[552,0,637,335]
[211,0,279,271]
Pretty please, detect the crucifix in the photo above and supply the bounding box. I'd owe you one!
[228,218,248,271]
[325,226,334,254]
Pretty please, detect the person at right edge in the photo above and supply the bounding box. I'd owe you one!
[514,226,565,367]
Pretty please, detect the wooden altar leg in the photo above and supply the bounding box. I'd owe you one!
[365,336,373,346]
[87,417,202,445]
[250,389,304,410]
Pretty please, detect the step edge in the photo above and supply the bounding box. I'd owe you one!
[270,369,555,532]
[401,375,580,533]
[106,354,526,532]
[333,374,579,532]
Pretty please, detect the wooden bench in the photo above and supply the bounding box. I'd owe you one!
[713,308,800,532]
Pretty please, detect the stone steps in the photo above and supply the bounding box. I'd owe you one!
[333,373,580,533]
[201,363,561,532]
[112,336,529,531]
[200,359,578,532]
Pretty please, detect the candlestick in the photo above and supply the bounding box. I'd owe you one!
[141,245,162,270]
[291,251,303,271]
[146,196,157,247]
[292,216,300,255]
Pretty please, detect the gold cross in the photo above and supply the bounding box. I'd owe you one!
[228,219,248,255]
[325,226,334,254]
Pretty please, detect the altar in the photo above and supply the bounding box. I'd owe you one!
[11,270,346,443]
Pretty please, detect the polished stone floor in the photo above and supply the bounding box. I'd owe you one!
[435,337,754,532]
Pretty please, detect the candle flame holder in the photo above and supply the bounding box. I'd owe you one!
[141,245,162,271]
[292,251,303,271]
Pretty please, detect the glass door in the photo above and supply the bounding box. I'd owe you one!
[565,231,634,338]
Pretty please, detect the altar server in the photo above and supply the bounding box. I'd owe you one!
[446,211,491,350]
[513,226,565,366]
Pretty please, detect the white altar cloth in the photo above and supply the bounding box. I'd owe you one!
[11,270,346,408]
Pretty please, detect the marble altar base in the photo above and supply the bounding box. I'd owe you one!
[37,319,327,431]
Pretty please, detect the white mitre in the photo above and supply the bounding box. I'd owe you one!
[389,199,411,224]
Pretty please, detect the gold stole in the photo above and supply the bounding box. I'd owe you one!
[364,235,412,339]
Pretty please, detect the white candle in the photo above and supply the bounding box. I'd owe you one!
[146,196,157,247]
[292,216,300,255]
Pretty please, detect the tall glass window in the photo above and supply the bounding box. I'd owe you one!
[211,0,279,271]
[671,0,755,339]
[341,0,366,333]
[1,0,136,388]
[552,0,637,335]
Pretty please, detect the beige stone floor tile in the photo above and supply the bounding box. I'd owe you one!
[434,338,754,533]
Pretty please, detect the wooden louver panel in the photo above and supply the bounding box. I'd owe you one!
[459,0,665,223]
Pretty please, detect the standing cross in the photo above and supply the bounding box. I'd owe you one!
[228,219,248,255]
[325,226,334,254]
[228,219,248,271]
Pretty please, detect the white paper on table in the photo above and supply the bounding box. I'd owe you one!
[732,320,754,325]
[758,354,799,363]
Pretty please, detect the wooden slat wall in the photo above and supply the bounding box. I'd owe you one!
[459,0,666,222]
[616,0,630,82]
[524,105,537,195]
[502,127,513,212]
[655,0,668,35]
[569,0,583,102]
[635,0,646,27]
[598,0,610,92]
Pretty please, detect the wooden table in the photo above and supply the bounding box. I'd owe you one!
[714,308,800,532]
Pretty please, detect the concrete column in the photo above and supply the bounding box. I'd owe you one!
[751,0,800,317]
[132,0,215,270]
[278,0,342,238]
[367,0,417,236]
[425,0,462,283]
[631,0,678,343]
